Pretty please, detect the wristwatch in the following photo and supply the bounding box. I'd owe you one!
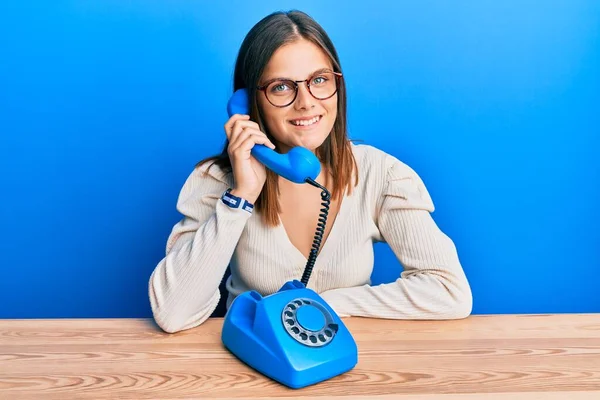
[221,188,254,214]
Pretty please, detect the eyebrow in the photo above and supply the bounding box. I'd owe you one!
[261,67,333,85]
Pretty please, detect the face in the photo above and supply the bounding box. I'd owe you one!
[257,39,338,153]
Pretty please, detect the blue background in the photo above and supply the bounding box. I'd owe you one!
[1,1,598,318]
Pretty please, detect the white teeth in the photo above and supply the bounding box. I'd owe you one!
[292,116,320,126]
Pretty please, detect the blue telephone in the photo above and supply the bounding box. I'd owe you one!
[221,89,358,389]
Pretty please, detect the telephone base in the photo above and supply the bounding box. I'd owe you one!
[221,280,358,389]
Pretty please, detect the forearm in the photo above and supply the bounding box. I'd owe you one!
[320,266,472,320]
[149,201,250,333]
[321,210,472,320]
[317,149,472,320]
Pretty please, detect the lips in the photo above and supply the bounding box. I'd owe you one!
[289,115,322,127]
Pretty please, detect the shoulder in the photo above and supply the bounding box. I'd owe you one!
[350,142,435,211]
[190,159,233,186]
[350,142,416,179]
[177,159,234,206]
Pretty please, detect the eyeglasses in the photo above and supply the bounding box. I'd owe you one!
[257,71,343,108]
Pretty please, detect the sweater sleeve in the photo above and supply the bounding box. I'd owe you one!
[148,163,252,333]
[319,154,472,320]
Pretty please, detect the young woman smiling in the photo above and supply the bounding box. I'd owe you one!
[149,10,472,333]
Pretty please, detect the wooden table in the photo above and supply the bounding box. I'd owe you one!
[0,314,599,399]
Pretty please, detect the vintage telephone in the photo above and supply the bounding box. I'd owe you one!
[221,89,358,389]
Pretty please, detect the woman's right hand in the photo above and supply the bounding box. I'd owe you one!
[224,114,276,204]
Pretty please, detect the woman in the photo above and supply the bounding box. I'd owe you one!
[149,10,472,333]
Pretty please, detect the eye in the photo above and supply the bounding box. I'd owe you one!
[269,81,293,94]
[311,75,329,85]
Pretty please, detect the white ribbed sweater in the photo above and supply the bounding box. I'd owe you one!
[149,144,472,333]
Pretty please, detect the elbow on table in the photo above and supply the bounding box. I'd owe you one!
[445,281,473,320]
[152,312,184,334]
[150,304,183,333]
[148,293,186,333]
[150,301,213,334]
[148,279,217,334]
[450,294,473,320]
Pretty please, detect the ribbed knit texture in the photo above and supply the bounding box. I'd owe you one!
[149,144,472,333]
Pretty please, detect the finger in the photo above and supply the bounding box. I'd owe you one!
[224,114,250,140]
[229,119,260,141]
[228,128,254,155]
[229,130,276,155]
[235,128,276,151]
[229,130,264,153]
[224,114,249,140]
[232,134,277,158]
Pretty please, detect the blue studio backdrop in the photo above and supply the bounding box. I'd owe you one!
[1,1,598,318]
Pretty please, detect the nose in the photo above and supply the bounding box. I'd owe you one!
[293,82,315,111]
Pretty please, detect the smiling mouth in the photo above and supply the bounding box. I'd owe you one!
[289,115,322,127]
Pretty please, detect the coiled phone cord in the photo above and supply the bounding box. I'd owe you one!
[301,177,331,286]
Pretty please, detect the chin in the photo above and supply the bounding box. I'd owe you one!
[277,121,334,151]
[298,134,329,152]
[300,129,334,149]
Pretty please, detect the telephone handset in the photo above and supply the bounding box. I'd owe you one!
[226,88,321,184]
[221,89,358,389]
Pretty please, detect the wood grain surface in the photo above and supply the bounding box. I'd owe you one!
[0,314,599,399]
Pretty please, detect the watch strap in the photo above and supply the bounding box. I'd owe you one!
[221,188,254,213]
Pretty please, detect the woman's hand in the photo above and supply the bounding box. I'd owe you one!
[224,114,276,203]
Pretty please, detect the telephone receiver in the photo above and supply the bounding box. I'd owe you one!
[221,89,358,389]
[226,88,321,184]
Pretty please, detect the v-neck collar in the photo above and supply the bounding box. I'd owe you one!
[271,142,363,272]
[273,188,354,271]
